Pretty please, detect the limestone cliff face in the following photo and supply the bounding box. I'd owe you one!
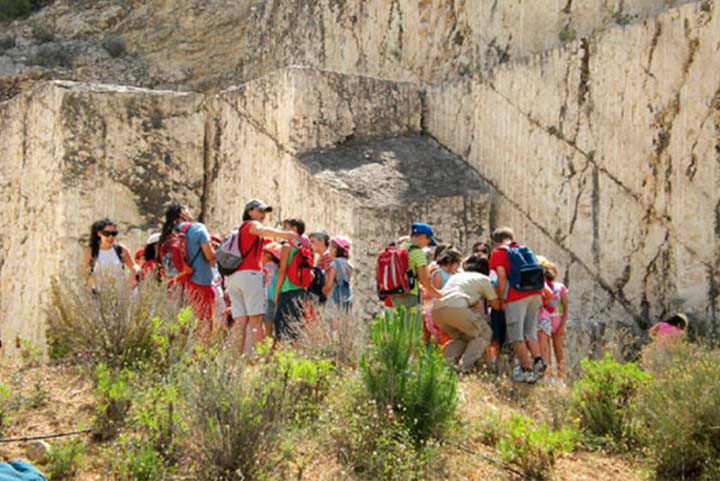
[0,82,205,352]
[425,1,720,334]
[0,0,698,100]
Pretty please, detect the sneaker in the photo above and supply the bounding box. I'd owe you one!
[512,362,523,382]
[513,368,538,384]
[523,369,538,384]
[533,358,548,378]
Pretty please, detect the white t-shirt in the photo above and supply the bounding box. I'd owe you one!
[433,272,497,310]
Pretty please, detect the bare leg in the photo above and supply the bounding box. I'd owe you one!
[552,329,566,376]
[538,331,551,367]
[525,338,542,360]
[232,316,249,354]
[513,341,532,369]
[248,314,265,352]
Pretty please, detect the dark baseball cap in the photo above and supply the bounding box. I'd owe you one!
[411,222,437,246]
[244,199,273,213]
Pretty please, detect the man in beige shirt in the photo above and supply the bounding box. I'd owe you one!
[431,254,500,372]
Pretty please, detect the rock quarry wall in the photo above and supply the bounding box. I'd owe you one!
[1,0,718,359]
[425,1,720,334]
[1,0,699,99]
[0,82,205,353]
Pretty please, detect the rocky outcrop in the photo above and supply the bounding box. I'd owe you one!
[424,1,720,334]
[0,0,700,100]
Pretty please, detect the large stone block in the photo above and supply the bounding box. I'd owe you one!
[0,81,205,355]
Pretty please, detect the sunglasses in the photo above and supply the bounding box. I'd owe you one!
[101,230,119,237]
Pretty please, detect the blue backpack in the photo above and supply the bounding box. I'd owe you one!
[0,461,46,481]
[500,245,545,293]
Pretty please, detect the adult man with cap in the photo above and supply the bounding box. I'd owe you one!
[226,199,298,354]
[391,222,443,311]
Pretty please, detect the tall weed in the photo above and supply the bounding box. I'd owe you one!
[633,342,720,480]
[47,276,182,368]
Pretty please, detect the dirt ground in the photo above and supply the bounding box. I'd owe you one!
[0,360,646,480]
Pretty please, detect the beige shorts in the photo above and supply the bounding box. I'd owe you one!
[226,270,265,318]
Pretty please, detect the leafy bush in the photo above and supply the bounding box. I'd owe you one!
[101,35,127,58]
[45,439,85,480]
[93,363,134,441]
[47,277,184,368]
[496,414,576,481]
[327,379,442,481]
[570,353,651,448]
[633,343,720,480]
[110,433,169,481]
[130,381,184,463]
[183,345,332,481]
[0,0,50,20]
[360,308,457,443]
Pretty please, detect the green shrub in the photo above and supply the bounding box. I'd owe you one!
[45,439,85,480]
[570,353,651,448]
[633,343,720,480]
[130,381,184,463]
[110,433,168,481]
[327,379,442,481]
[93,363,134,441]
[47,277,185,369]
[0,0,50,20]
[183,346,328,481]
[360,308,457,443]
[496,414,576,481]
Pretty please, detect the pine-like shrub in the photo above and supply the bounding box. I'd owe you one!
[360,308,457,443]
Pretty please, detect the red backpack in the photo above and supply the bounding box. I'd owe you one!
[286,243,315,289]
[158,223,198,286]
[376,244,418,300]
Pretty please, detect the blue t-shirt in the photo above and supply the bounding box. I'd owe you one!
[177,222,213,286]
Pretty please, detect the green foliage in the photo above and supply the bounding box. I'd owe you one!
[360,308,457,443]
[0,0,31,20]
[558,25,577,43]
[496,414,577,481]
[130,381,184,462]
[570,353,651,448]
[110,433,169,481]
[328,380,442,481]
[183,345,332,481]
[93,363,134,441]
[633,343,720,480]
[45,439,85,480]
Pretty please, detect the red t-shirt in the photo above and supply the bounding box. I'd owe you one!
[489,243,541,303]
[237,222,264,272]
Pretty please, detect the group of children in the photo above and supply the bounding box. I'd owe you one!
[85,201,688,379]
[84,199,353,353]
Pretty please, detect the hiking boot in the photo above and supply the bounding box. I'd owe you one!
[533,358,547,378]
[512,368,538,384]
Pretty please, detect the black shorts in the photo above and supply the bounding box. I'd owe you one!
[274,290,307,341]
[490,309,507,347]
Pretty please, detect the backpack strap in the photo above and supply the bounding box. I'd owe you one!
[179,223,204,270]
[113,244,125,269]
[236,221,260,260]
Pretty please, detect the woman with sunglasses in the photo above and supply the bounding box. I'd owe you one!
[82,218,138,288]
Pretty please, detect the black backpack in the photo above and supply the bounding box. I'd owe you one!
[308,266,327,303]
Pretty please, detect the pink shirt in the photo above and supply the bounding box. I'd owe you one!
[653,322,684,339]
